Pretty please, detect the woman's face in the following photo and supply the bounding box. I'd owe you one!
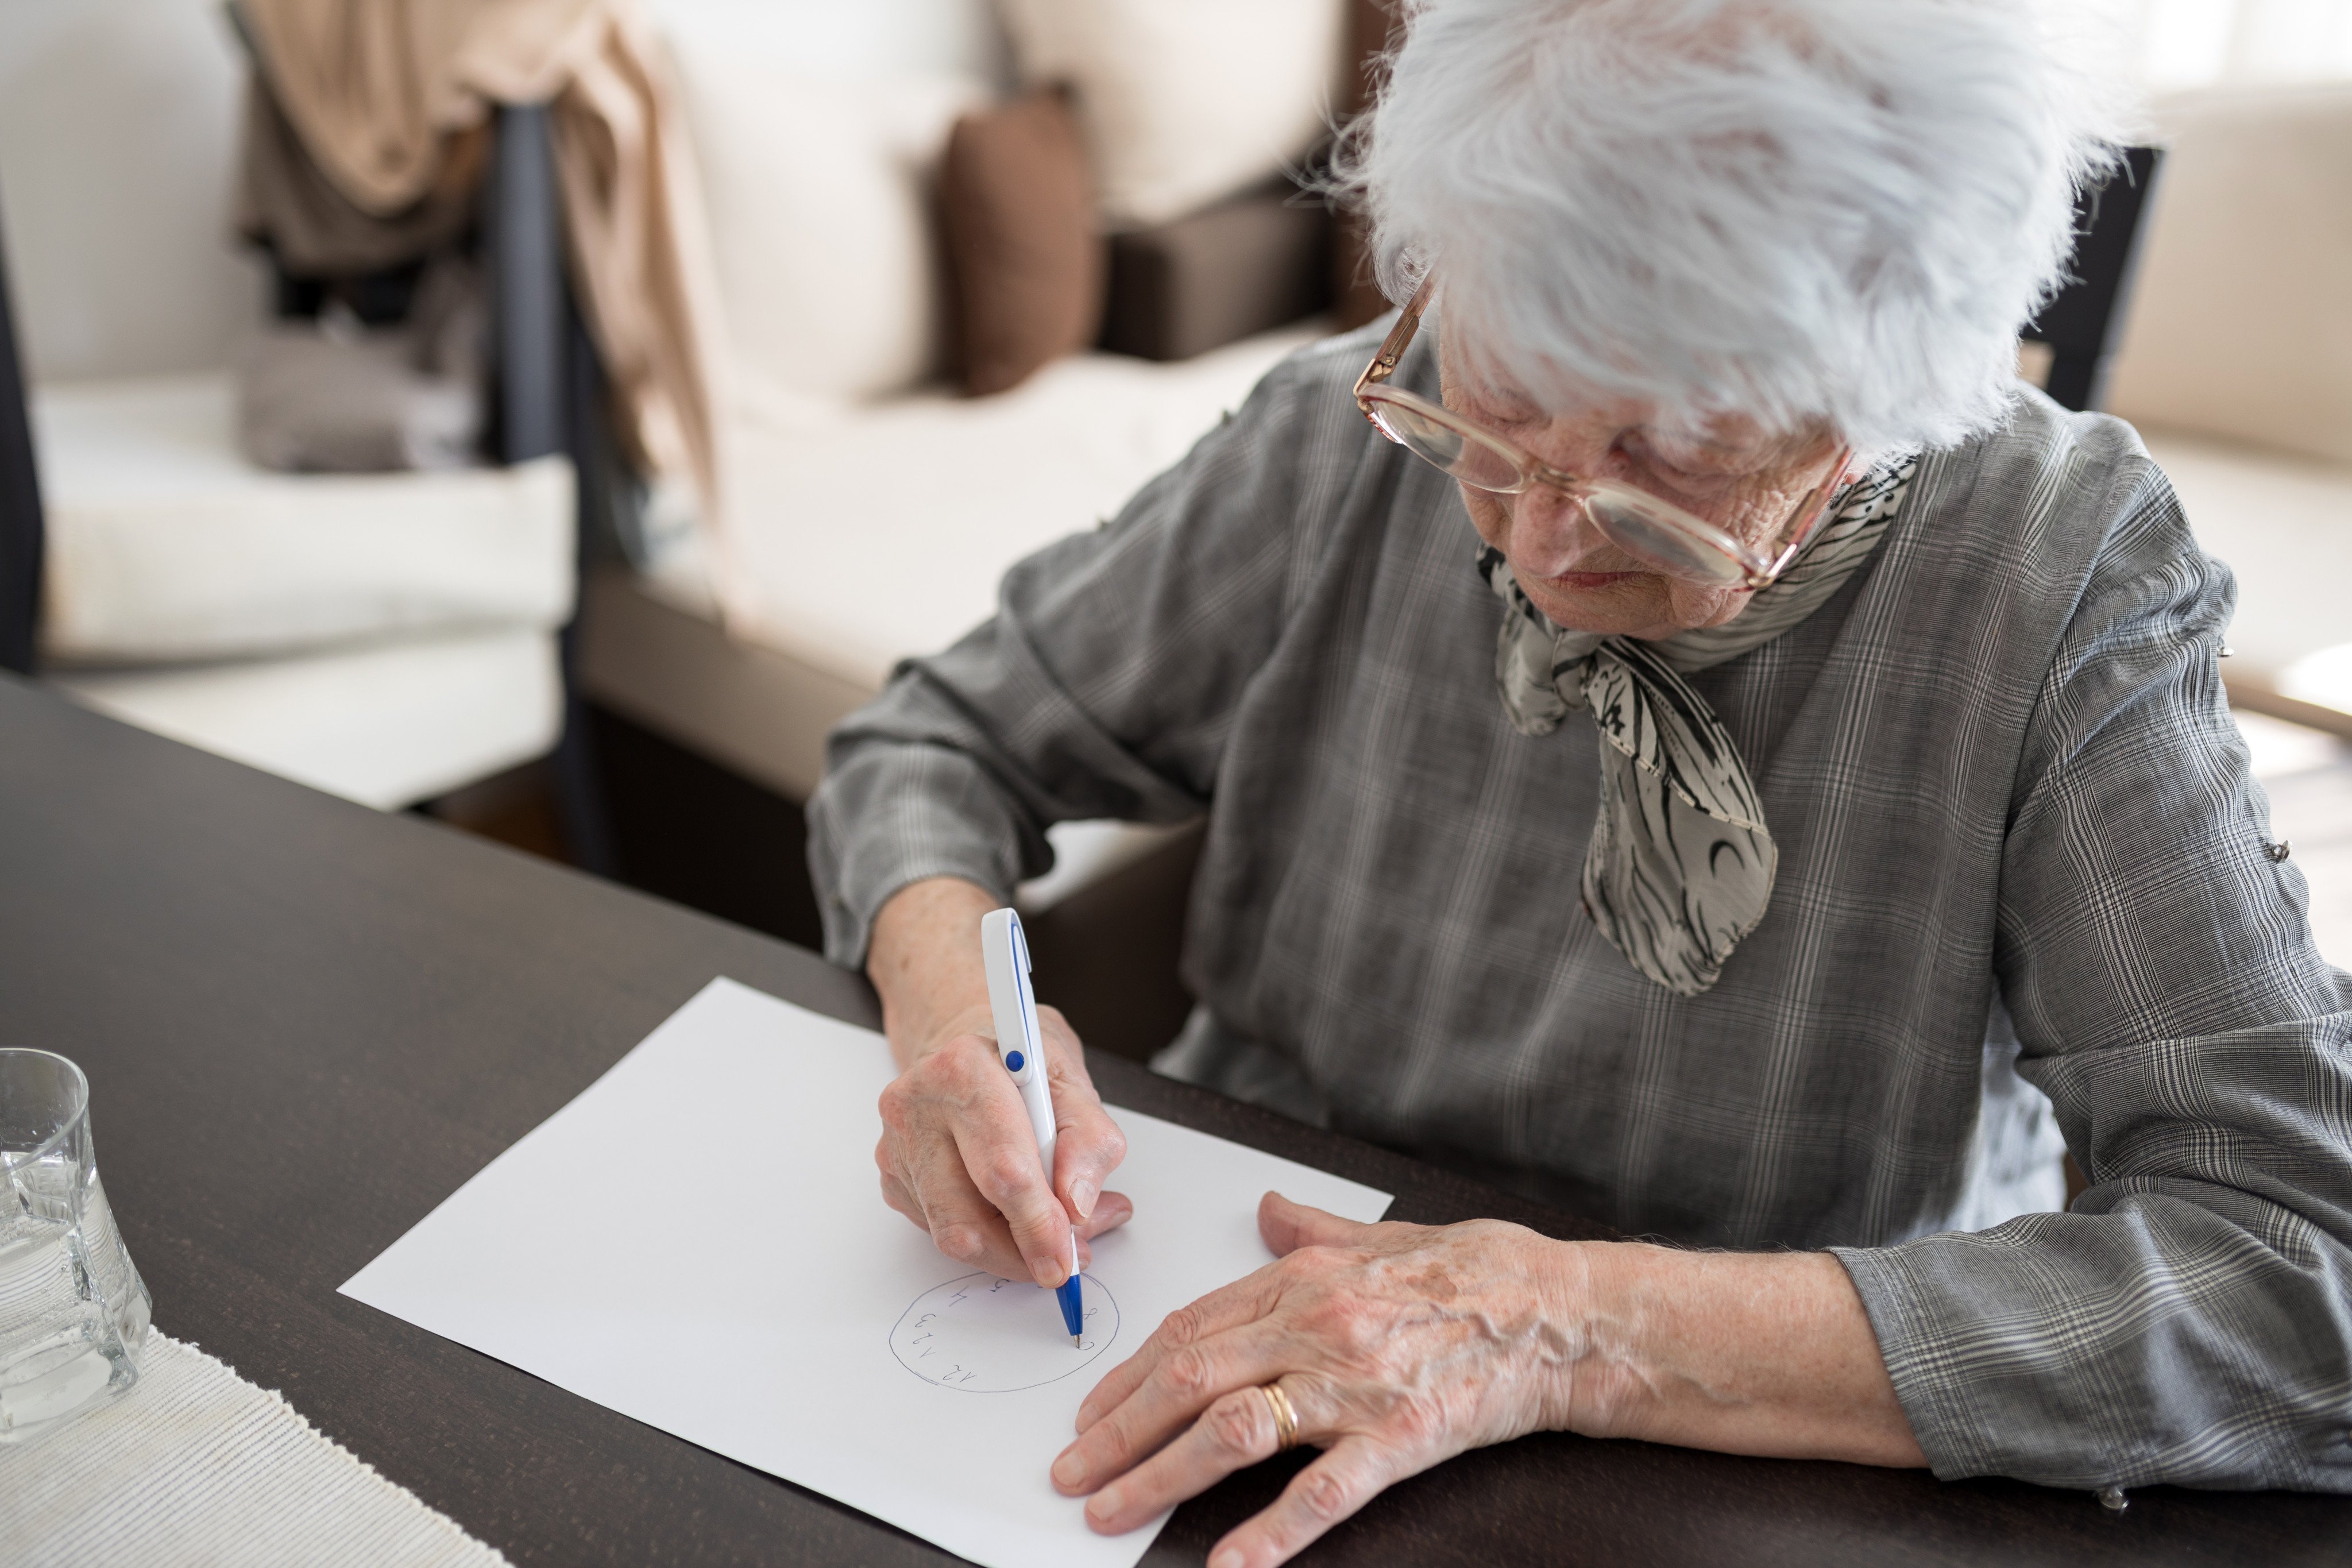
[1437,333,1850,640]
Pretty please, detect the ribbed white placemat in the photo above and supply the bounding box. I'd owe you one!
[0,1333,509,1568]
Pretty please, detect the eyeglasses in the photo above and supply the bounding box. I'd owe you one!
[1353,281,1854,590]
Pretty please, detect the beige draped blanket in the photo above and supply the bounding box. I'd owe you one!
[234,0,728,574]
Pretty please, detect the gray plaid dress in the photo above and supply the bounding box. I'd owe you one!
[808,323,2352,1493]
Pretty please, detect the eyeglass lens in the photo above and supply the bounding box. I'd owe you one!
[1369,397,1752,584]
[1582,495,1750,585]
[1367,399,1526,493]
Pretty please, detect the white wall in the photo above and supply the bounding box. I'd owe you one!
[0,0,266,385]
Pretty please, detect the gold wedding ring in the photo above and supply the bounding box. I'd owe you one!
[1258,1381,1300,1451]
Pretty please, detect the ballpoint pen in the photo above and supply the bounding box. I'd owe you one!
[979,907,1087,1346]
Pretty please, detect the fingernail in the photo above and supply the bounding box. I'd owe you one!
[1032,1255,1065,1288]
[1086,1485,1123,1524]
[1071,1179,1097,1220]
[1208,1550,1245,1568]
[1051,1450,1084,1488]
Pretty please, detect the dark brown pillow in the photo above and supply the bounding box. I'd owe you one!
[940,88,1104,396]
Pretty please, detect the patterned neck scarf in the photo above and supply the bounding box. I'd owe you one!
[1478,460,1915,996]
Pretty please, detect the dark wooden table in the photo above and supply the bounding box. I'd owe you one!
[3,675,2347,1566]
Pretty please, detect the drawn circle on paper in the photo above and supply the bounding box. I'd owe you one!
[889,1271,1120,1393]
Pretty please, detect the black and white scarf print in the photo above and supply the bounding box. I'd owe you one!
[1478,459,1917,996]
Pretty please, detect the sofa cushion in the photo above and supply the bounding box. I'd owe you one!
[33,374,573,665]
[2277,645,2352,724]
[716,326,1324,698]
[941,88,1103,396]
[1101,180,1337,362]
[54,625,561,810]
[2106,84,2352,468]
[997,0,1346,229]
[668,33,983,408]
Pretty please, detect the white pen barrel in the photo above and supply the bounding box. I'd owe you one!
[981,906,1064,1184]
[1018,1072,1059,1166]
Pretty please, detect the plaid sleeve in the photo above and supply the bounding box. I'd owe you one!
[1837,450,2352,1492]
[805,340,1369,970]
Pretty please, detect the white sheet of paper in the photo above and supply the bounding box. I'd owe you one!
[341,977,1392,1568]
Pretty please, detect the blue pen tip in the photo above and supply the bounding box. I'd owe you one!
[1055,1273,1084,1341]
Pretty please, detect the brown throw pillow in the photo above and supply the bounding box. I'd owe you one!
[940,88,1104,396]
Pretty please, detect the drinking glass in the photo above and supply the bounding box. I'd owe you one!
[0,1049,152,1443]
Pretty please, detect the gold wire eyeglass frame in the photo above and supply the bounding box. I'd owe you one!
[1352,281,1855,590]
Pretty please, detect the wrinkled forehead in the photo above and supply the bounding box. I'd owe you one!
[1431,305,1820,469]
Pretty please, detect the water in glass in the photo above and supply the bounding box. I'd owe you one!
[1,1049,151,1444]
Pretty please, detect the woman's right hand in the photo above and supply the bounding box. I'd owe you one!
[868,878,1133,1289]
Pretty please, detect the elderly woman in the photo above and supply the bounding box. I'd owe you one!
[810,0,2352,1560]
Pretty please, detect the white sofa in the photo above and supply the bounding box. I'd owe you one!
[2104,83,2352,737]
[578,0,1337,900]
[0,0,576,810]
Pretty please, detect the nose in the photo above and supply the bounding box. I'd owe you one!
[1507,486,1625,577]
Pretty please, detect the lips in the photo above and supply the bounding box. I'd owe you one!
[1546,570,1642,590]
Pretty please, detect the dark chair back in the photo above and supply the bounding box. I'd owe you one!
[0,201,44,677]
[490,104,566,465]
[491,103,620,871]
[2026,145,2164,412]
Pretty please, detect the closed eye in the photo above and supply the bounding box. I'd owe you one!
[1610,445,1731,500]
[1616,435,1760,503]
[1470,395,1546,431]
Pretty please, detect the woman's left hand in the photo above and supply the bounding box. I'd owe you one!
[1050,1192,1588,1568]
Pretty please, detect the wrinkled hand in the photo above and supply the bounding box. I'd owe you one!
[876,1000,1132,1288]
[1052,1193,1583,1568]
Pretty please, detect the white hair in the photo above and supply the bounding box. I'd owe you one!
[1338,0,2136,454]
